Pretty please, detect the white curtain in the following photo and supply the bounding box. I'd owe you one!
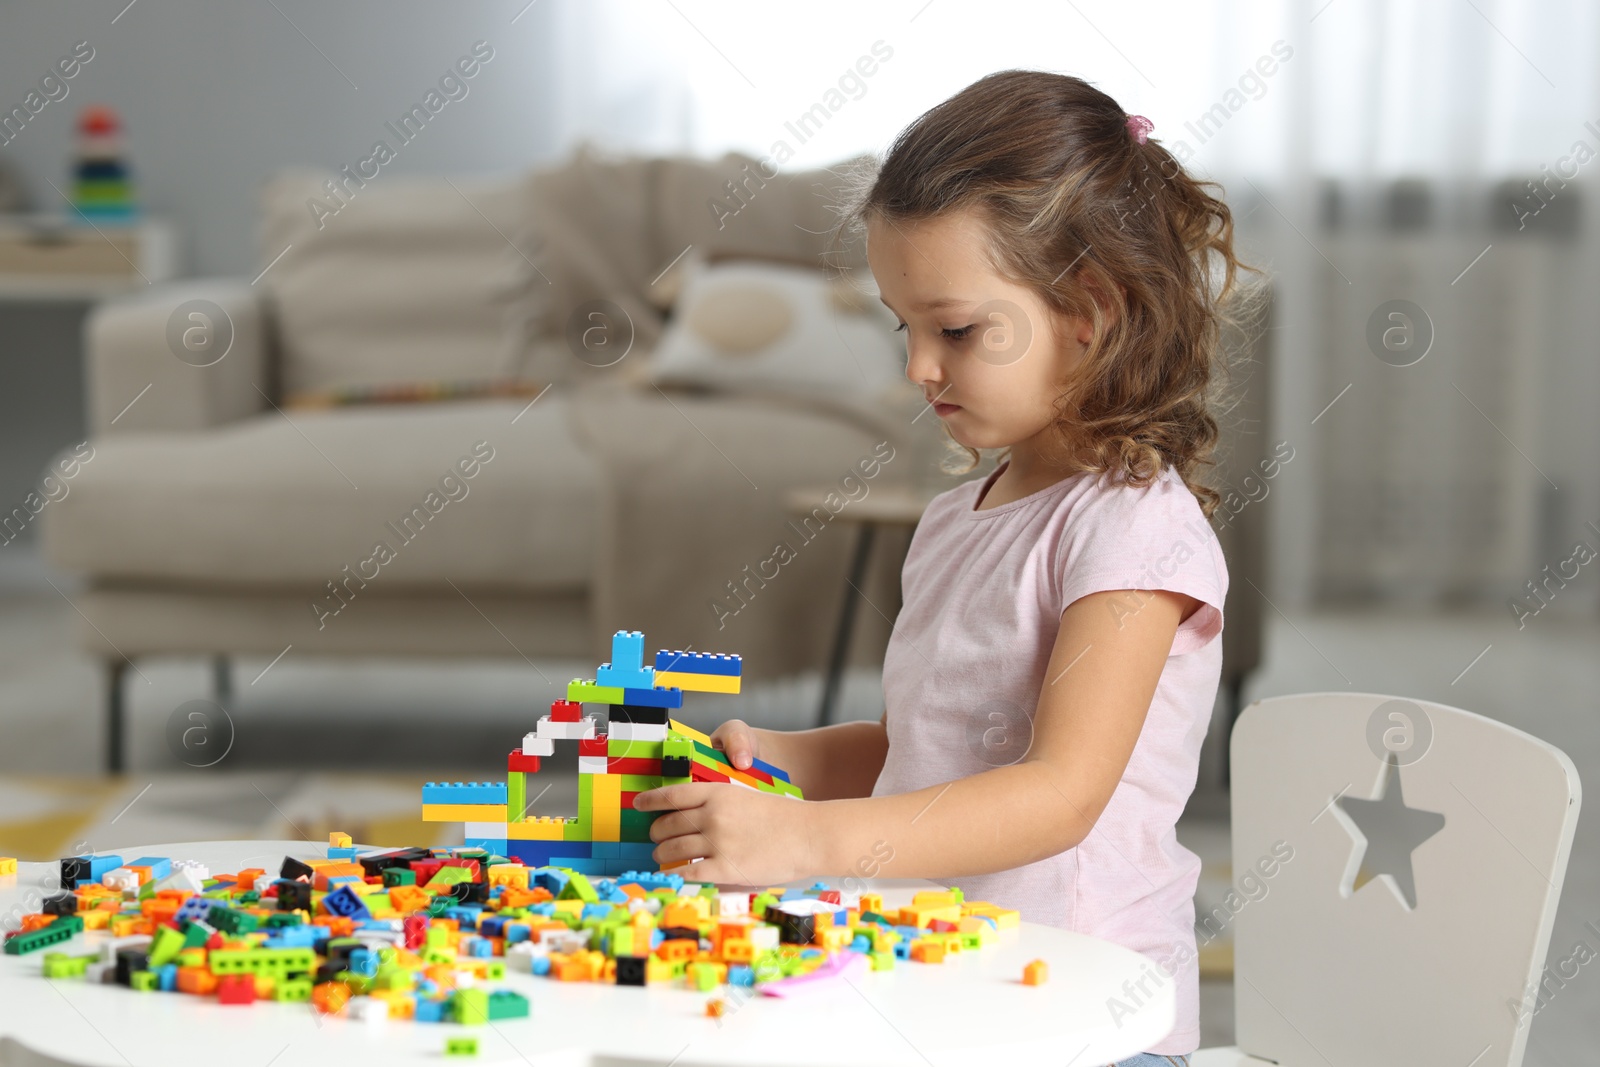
[546,0,1600,616]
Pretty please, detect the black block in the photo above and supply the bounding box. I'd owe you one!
[60,857,91,887]
[612,705,669,726]
[279,856,314,881]
[115,948,150,986]
[276,879,312,912]
[660,925,698,941]
[662,756,691,778]
[43,892,78,916]
[358,846,432,878]
[615,955,646,986]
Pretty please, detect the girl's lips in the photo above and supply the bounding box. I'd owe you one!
[933,402,961,416]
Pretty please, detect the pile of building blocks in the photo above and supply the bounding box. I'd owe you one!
[3,837,1022,1017]
[422,630,804,877]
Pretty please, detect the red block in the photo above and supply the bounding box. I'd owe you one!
[607,757,663,776]
[691,763,730,784]
[816,890,841,905]
[410,860,445,886]
[507,748,542,773]
[403,913,428,949]
[621,791,641,810]
[578,734,609,758]
[551,699,582,722]
[205,932,225,950]
[217,973,256,1004]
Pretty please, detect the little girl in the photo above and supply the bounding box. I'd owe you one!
[636,69,1255,1063]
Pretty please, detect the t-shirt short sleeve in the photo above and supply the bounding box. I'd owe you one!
[1053,469,1228,657]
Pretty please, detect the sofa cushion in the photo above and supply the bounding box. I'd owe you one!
[258,168,530,396]
[41,397,596,591]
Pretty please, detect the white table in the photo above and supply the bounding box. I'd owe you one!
[0,841,1174,1067]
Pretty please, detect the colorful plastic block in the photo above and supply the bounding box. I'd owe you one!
[0,857,16,875]
[1023,958,1049,985]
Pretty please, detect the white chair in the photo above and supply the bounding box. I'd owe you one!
[1192,692,1580,1066]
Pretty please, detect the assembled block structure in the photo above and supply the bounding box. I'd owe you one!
[423,631,803,875]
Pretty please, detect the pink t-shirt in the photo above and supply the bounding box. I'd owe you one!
[872,460,1227,1055]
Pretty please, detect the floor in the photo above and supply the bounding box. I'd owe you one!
[0,546,1596,1058]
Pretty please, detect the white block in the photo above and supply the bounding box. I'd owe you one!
[717,895,750,917]
[522,733,555,757]
[609,721,668,743]
[253,874,275,893]
[748,925,780,952]
[99,935,152,964]
[535,717,596,741]
[85,962,115,984]
[173,858,209,880]
[465,821,509,839]
[102,867,140,895]
[348,998,389,1024]
[577,756,608,775]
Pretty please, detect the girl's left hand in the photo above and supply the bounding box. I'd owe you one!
[632,783,817,887]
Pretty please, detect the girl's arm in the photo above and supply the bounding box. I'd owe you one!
[637,587,1198,885]
[714,717,889,802]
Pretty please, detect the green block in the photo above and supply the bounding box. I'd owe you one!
[610,926,634,956]
[209,947,316,976]
[445,1036,479,1056]
[336,969,373,995]
[664,737,695,760]
[558,871,597,903]
[181,921,211,948]
[426,865,473,888]
[870,950,896,971]
[565,775,593,839]
[453,987,489,1025]
[607,737,664,760]
[618,774,664,793]
[689,962,721,991]
[42,951,94,978]
[507,770,526,820]
[148,925,186,967]
[620,809,655,842]
[427,896,453,917]
[383,867,416,887]
[130,970,159,991]
[207,907,258,935]
[487,989,530,1020]
[567,679,624,705]
[276,977,312,1002]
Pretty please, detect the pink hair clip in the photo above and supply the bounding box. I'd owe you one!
[1125,114,1154,144]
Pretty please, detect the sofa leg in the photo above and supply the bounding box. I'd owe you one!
[212,655,232,706]
[106,659,129,775]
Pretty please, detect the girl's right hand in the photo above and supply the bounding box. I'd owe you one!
[710,719,760,771]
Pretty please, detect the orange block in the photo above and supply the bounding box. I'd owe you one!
[126,865,153,887]
[176,967,219,995]
[236,868,265,891]
[311,981,351,1014]
[388,885,429,914]
[312,916,354,938]
[720,939,754,964]
[312,863,364,891]
[910,940,947,964]
[705,997,727,1018]
[655,940,697,963]
[20,914,53,932]
[1022,959,1049,986]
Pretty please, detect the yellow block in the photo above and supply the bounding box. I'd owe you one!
[962,901,1021,929]
[592,774,621,842]
[329,832,352,848]
[487,864,530,889]
[655,671,740,694]
[508,817,571,841]
[667,719,713,745]
[422,804,508,822]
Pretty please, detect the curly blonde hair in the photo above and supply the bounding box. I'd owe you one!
[839,70,1265,518]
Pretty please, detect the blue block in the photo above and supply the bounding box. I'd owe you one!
[654,650,742,676]
[616,842,657,861]
[748,756,789,783]
[592,843,619,858]
[620,685,683,709]
[87,855,124,883]
[326,846,356,861]
[157,963,178,992]
[611,630,646,672]
[414,997,447,1023]
[502,922,531,944]
[530,867,569,895]
[549,857,608,874]
[531,956,551,976]
[727,964,754,987]
[464,838,507,855]
[581,903,612,922]
[347,947,380,978]
[322,885,371,921]
[422,781,507,805]
[129,857,172,879]
[176,896,215,924]
[615,869,683,892]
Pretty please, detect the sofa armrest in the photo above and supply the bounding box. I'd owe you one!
[85,278,270,435]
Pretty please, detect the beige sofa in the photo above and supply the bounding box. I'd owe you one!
[40,150,1273,774]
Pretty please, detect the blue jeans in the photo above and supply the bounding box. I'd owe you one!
[1111,1057,1190,1067]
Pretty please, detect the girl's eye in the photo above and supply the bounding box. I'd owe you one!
[942,325,976,340]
